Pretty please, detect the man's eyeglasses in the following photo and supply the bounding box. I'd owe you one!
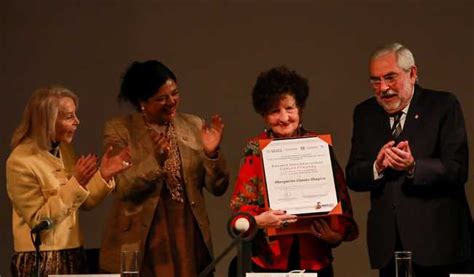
[369,73,399,87]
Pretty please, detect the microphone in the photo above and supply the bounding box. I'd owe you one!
[31,218,53,234]
[228,212,258,241]
[235,218,250,232]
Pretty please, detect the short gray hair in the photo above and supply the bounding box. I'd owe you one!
[371,42,416,71]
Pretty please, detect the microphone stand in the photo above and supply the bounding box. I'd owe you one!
[199,213,257,277]
[236,235,252,277]
[198,233,246,277]
[31,232,42,277]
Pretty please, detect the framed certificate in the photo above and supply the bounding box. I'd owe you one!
[259,135,343,236]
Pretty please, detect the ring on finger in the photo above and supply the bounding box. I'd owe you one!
[281,220,289,228]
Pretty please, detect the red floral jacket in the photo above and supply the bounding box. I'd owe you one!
[230,130,358,271]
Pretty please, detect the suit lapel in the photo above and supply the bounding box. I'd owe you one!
[130,113,156,156]
[172,114,194,186]
[399,85,422,142]
[374,101,393,141]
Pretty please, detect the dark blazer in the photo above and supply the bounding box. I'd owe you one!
[346,85,472,268]
[99,112,229,273]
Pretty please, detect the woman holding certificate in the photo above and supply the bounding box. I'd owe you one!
[230,66,358,276]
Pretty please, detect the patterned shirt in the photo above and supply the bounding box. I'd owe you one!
[230,130,358,271]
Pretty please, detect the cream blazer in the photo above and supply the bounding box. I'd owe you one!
[6,139,114,252]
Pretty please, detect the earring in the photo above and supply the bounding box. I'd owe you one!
[141,106,149,122]
[298,123,304,136]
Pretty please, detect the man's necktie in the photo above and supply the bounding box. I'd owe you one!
[391,112,403,138]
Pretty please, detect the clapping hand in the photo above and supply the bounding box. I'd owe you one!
[150,130,171,161]
[201,114,224,158]
[74,154,99,187]
[384,140,415,171]
[99,146,132,181]
[375,141,395,174]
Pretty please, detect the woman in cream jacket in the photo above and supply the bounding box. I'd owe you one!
[6,85,131,276]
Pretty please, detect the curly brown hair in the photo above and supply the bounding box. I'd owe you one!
[252,65,309,116]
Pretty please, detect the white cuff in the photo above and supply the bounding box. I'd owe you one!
[373,161,384,180]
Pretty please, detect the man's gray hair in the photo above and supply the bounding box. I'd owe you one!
[371,42,416,71]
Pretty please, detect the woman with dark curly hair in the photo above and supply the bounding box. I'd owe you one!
[230,66,358,276]
[99,60,229,276]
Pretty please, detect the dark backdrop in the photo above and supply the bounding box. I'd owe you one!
[1,1,472,276]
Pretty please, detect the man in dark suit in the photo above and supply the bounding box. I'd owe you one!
[346,42,472,277]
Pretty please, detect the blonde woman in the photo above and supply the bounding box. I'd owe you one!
[7,85,131,276]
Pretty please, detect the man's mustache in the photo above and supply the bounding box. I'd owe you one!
[381,89,397,98]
